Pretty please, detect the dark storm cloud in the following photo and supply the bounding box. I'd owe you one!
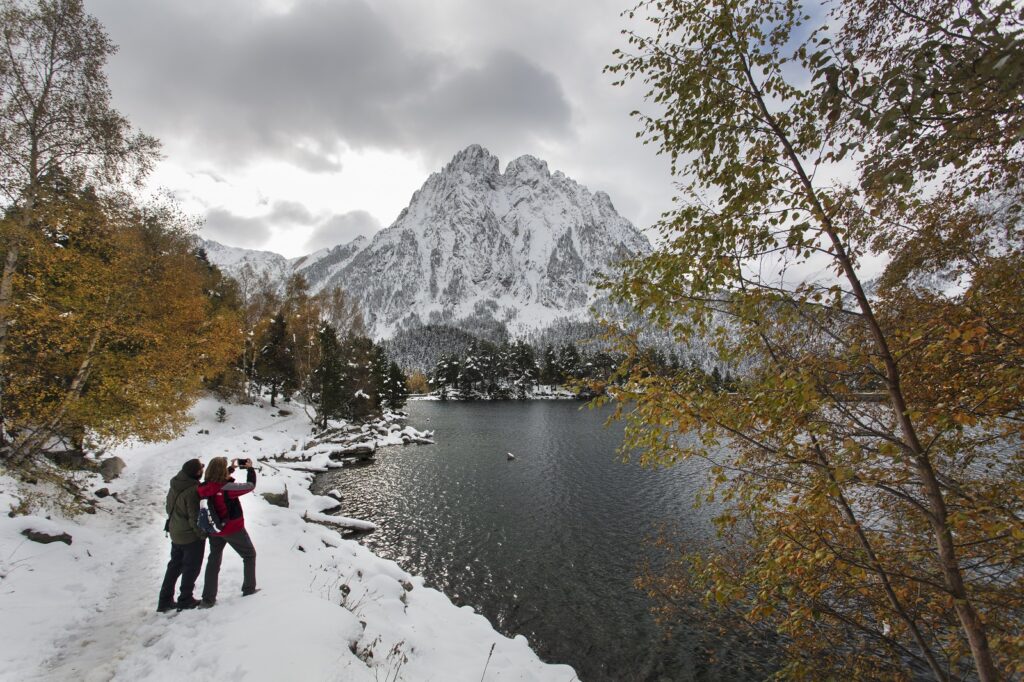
[305,210,380,252]
[90,0,573,171]
[409,50,572,152]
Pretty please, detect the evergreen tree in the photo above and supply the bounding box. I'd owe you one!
[369,343,390,405]
[722,370,736,393]
[478,340,502,397]
[668,351,681,373]
[310,323,345,429]
[507,340,539,398]
[254,312,297,407]
[558,343,582,382]
[338,333,378,421]
[431,354,460,400]
[458,341,484,397]
[589,351,618,382]
[540,344,559,384]
[382,361,409,410]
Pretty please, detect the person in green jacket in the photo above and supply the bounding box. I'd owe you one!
[157,459,207,612]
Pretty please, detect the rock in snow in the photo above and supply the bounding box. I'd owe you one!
[261,484,289,508]
[20,528,72,545]
[98,456,126,482]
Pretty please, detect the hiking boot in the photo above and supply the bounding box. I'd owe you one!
[156,601,176,613]
[199,599,216,609]
[241,588,261,597]
[176,597,200,611]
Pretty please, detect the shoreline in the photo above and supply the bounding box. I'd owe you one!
[0,396,578,681]
[410,384,589,402]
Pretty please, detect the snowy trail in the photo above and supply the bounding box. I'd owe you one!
[37,440,199,681]
[36,409,312,681]
[1,398,578,682]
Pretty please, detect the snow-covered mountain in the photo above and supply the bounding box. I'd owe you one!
[199,240,293,283]
[205,145,650,339]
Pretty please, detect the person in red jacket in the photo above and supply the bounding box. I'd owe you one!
[198,456,258,607]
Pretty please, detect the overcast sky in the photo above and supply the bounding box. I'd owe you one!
[86,0,675,257]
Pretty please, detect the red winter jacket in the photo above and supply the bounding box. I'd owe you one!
[198,467,256,536]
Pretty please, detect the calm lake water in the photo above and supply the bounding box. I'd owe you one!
[313,401,766,681]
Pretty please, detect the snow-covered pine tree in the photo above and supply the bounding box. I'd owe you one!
[558,343,582,382]
[254,312,297,407]
[507,340,539,398]
[458,341,484,398]
[382,361,409,410]
[431,354,460,400]
[339,333,379,421]
[370,344,390,404]
[540,345,559,384]
[310,323,345,429]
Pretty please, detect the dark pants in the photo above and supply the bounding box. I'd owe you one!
[158,538,206,606]
[202,528,257,602]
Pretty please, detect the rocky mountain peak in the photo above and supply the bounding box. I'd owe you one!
[320,146,649,338]
[505,154,550,178]
[444,144,500,178]
[205,146,650,340]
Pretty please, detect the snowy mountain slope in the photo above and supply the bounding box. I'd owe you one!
[199,239,293,284]
[293,235,368,290]
[204,145,650,339]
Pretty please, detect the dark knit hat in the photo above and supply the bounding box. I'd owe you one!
[181,458,203,480]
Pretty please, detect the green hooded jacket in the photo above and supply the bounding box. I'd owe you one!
[165,469,206,544]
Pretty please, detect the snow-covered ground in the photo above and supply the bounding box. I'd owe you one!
[0,397,578,681]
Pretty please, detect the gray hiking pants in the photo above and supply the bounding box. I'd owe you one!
[201,528,257,601]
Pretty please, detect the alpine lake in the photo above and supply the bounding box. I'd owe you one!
[312,400,772,681]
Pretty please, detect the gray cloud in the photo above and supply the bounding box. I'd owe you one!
[203,203,379,254]
[91,0,572,172]
[203,208,273,248]
[408,50,572,156]
[306,211,380,252]
[202,200,314,247]
[268,200,317,225]
[89,0,682,244]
